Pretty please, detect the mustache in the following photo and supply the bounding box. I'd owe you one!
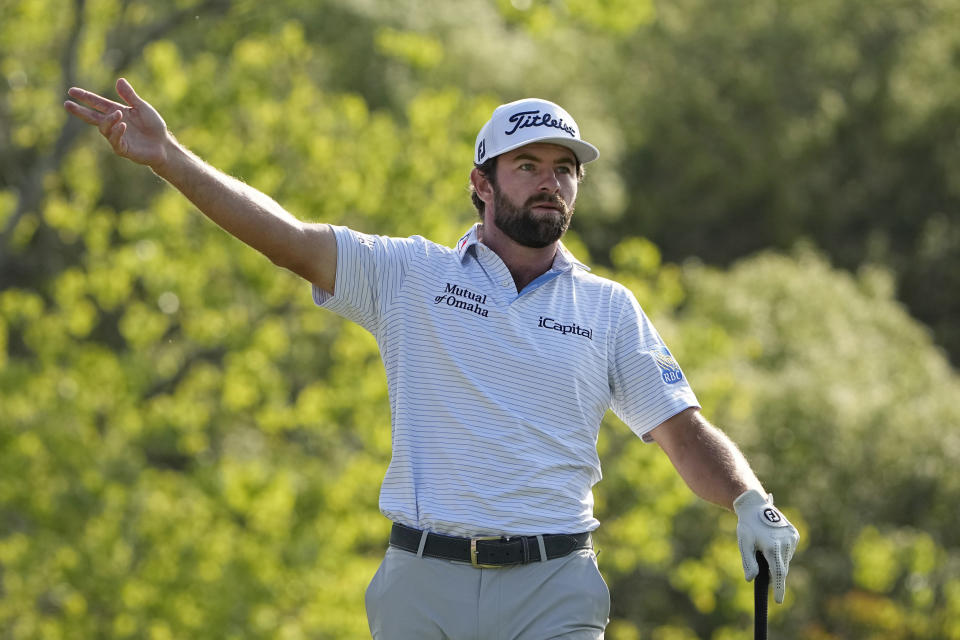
[524,193,570,214]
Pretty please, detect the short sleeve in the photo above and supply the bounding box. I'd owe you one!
[312,226,418,336]
[608,288,700,442]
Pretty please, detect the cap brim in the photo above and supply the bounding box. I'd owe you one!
[488,136,600,165]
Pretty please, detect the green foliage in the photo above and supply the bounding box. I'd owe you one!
[653,246,960,639]
[2,0,959,638]
[590,0,960,365]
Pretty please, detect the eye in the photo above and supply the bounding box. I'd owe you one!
[518,162,536,171]
[556,165,573,175]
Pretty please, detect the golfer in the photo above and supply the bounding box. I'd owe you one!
[65,79,799,639]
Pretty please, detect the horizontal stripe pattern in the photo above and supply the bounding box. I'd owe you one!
[313,225,698,537]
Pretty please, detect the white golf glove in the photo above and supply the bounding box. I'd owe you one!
[734,489,799,604]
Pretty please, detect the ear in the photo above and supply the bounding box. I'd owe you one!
[470,167,494,206]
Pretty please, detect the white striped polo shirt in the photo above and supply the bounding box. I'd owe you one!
[313,224,699,537]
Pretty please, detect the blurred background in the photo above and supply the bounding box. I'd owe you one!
[2,0,959,638]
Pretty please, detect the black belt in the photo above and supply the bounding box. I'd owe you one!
[389,523,592,568]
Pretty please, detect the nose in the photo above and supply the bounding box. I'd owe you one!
[538,168,561,193]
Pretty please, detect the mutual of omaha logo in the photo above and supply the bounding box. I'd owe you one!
[538,316,593,340]
[653,346,683,385]
[435,282,489,318]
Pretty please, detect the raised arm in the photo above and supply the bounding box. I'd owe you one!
[64,78,336,294]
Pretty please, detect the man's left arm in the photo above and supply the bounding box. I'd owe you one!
[648,407,800,603]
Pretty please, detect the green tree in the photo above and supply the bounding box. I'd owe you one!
[586,0,960,365]
[1,1,483,636]
[593,241,960,639]
[3,1,959,638]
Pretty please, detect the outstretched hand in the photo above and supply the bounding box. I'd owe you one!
[64,78,168,168]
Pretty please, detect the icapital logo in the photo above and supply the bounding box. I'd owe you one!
[537,316,593,340]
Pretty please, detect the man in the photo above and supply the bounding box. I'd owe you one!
[65,80,799,638]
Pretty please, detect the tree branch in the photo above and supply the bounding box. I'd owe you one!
[0,0,231,265]
[107,0,231,78]
[0,0,86,258]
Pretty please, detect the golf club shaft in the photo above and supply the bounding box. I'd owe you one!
[755,551,769,640]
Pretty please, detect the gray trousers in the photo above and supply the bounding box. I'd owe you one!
[365,546,610,639]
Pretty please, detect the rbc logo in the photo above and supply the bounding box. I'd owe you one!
[662,370,683,384]
[653,347,683,385]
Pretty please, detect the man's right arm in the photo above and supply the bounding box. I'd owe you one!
[64,78,336,294]
[154,138,337,293]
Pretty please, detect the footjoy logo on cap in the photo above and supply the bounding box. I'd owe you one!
[475,98,600,165]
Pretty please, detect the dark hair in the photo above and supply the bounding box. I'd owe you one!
[469,154,585,221]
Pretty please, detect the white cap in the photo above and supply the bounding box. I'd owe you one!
[474,98,599,165]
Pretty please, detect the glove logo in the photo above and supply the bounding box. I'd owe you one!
[759,507,790,528]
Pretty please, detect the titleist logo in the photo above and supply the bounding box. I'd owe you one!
[504,110,576,138]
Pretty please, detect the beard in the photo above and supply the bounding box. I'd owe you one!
[490,187,574,249]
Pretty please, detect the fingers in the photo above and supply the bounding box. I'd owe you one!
[772,553,787,603]
[70,105,125,154]
[64,79,148,135]
[66,86,124,114]
[739,534,759,581]
[63,99,104,126]
[116,77,144,107]
[776,535,797,604]
[767,541,790,604]
[63,86,126,133]
[108,120,127,154]
[98,109,123,137]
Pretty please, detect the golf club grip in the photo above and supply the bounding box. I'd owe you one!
[755,551,769,640]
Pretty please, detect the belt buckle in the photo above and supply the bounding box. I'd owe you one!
[470,536,502,569]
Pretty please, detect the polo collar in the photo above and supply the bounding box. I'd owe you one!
[454,224,590,272]
[553,240,590,272]
[455,224,481,260]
